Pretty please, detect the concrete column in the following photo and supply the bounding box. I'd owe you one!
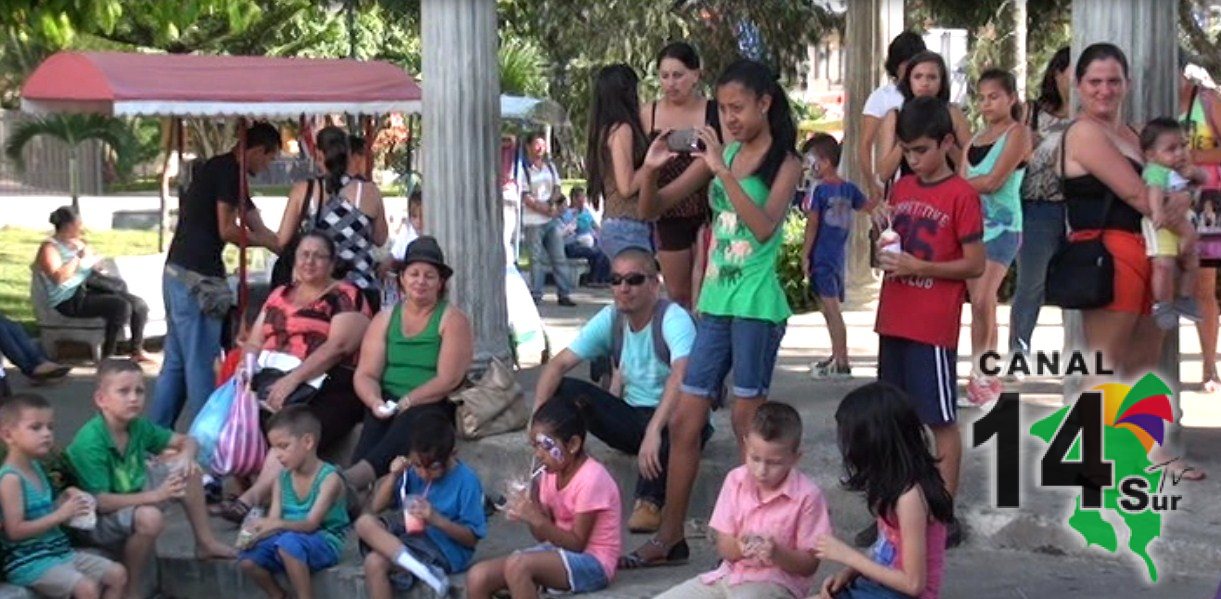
[1070,0,1181,437]
[421,0,510,367]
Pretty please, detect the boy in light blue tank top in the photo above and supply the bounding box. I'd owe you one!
[0,394,126,598]
[238,406,349,599]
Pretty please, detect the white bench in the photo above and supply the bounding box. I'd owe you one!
[31,254,168,361]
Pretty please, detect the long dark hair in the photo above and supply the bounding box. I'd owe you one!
[585,64,647,205]
[316,126,350,196]
[1036,47,1071,114]
[714,59,797,187]
[898,51,951,103]
[978,68,1022,122]
[836,382,955,527]
[532,394,587,456]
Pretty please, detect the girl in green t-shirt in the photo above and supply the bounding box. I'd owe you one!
[624,59,801,569]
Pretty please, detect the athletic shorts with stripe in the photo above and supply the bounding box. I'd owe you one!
[877,335,958,426]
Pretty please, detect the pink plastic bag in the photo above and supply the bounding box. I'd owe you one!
[211,360,266,477]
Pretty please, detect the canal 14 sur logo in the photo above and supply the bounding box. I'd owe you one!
[972,357,1189,583]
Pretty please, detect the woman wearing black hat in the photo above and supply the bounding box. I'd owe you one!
[345,236,473,489]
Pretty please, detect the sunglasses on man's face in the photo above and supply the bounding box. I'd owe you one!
[610,272,648,287]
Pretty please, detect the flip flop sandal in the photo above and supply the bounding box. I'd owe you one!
[211,498,251,525]
[618,538,690,569]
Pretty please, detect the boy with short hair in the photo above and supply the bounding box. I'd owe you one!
[1139,117,1203,329]
[656,402,831,599]
[800,133,871,378]
[354,412,486,599]
[237,405,349,599]
[0,393,127,599]
[66,359,234,599]
[875,96,985,548]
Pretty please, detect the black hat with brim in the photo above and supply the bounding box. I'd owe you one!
[401,236,453,279]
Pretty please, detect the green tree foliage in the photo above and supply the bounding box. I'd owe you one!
[499,0,841,173]
[4,114,136,209]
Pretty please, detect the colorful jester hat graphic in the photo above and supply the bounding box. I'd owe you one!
[1093,373,1175,453]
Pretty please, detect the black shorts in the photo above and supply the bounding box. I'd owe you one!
[877,335,958,426]
[655,215,706,252]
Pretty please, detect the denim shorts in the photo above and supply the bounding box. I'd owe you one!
[984,231,1021,265]
[239,531,339,574]
[517,543,608,594]
[681,314,786,401]
[811,262,846,301]
[600,218,654,259]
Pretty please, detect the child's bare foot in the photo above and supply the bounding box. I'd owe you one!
[196,541,237,559]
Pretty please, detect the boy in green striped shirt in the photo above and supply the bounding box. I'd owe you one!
[0,393,126,598]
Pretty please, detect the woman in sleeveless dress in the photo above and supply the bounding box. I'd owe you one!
[1178,61,1221,393]
[585,64,653,260]
[280,127,388,310]
[638,42,720,309]
[960,69,1030,404]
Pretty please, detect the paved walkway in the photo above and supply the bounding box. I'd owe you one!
[3,287,1219,597]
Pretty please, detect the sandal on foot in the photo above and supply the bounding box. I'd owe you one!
[211,498,250,524]
[618,538,690,569]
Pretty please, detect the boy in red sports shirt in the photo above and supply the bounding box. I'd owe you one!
[874,96,985,549]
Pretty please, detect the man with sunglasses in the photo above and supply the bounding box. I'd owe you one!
[531,247,705,535]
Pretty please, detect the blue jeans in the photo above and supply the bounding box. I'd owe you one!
[564,242,610,284]
[526,222,573,300]
[0,314,49,375]
[149,271,224,429]
[1008,201,1066,354]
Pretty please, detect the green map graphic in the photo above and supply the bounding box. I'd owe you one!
[1030,407,1165,582]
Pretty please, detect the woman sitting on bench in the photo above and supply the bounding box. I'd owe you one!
[35,206,152,363]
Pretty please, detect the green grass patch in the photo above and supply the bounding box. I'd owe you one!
[0,227,159,331]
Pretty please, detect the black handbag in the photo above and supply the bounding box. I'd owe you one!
[271,177,324,288]
[84,271,128,295]
[252,368,318,408]
[1044,121,1115,310]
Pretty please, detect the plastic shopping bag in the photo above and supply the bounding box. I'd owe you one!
[188,376,239,471]
[211,369,267,478]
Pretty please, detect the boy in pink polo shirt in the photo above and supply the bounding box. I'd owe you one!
[657,402,831,599]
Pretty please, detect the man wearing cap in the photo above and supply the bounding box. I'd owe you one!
[531,247,706,535]
[345,236,474,490]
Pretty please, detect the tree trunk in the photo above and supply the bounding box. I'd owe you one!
[843,0,903,307]
[1014,0,1028,99]
[421,0,510,368]
[68,146,79,212]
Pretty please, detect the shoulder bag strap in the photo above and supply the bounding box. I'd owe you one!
[650,298,673,367]
[610,309,625,368]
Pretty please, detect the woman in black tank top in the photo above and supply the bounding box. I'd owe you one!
[1064,44,1201,479]
[637,42,722,309]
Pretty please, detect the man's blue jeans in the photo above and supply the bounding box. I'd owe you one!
[1008,201,1066,355]
[526,222,573,301]
[565,242,610,284]
[149,271,223,429]
[0,314,49,375]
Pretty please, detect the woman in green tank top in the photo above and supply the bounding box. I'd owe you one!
[627,60,802,566]
[345,237,473,490]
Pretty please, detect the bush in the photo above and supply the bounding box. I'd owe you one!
[777,210,818,314]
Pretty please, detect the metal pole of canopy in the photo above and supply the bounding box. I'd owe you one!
[363,115,375,181]
[236,118,250,327]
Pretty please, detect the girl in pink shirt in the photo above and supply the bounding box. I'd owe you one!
[814,382,953,599]
[466,396,621,598]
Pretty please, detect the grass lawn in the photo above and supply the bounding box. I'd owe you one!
[0,227,159,331]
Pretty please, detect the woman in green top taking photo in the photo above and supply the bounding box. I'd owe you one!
[625,59,800,569]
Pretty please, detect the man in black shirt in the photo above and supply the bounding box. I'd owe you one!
[150,123,282,428]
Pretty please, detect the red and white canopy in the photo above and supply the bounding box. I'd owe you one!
[21,51,422,117]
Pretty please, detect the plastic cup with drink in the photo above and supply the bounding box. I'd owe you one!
[235,506,265,550]
[400,476,432,535]
[66,492,97,530]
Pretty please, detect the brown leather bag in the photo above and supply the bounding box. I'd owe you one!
[449,357,529,440]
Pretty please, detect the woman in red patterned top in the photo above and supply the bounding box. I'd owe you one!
[212,231,372,522]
